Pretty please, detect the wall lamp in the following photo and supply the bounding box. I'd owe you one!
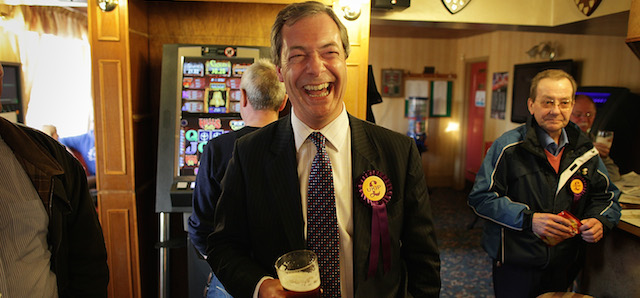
[98,0,118,12]
[526,42,557,60]
[339,0,361,21]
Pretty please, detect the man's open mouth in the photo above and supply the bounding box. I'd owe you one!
[303,82,332,97]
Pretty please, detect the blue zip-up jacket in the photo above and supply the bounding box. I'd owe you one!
[468,118,620,268]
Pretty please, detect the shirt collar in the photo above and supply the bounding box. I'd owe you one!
[292,103,349,152]
[536,126,569,156]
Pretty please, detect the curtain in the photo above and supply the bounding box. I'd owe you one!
[0,5,92,136]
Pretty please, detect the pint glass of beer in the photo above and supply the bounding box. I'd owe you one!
[275,250,321,297]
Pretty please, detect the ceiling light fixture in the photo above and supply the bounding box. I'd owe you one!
[98,0,117,12]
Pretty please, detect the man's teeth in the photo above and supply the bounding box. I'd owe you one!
[304,83,329,91]
[303,83,330,97]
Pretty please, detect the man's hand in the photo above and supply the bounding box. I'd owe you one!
[594,142,610,158]
[579,218,604,243]
[259,279,287,298]
[532,213,576,242]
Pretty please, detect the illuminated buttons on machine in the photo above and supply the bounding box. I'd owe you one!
[176,181,189,190]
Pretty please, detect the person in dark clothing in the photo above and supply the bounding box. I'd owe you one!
[468,69,620,298]
[188,58,287,297]
[570,94,620,181]
[0,62,108,297]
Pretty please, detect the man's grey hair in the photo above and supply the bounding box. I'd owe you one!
[270,1,350,67]
[240,58,286,111]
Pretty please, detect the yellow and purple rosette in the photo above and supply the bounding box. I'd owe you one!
[569,176,587,210]
[357,170,392,278]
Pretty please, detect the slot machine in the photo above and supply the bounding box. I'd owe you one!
[155,44,270,297]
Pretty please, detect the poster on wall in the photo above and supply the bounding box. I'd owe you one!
[430,81,452,117]
[491,72,508,120]
[381,69,404,97]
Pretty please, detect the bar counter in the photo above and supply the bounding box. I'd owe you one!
[579,205,640,297]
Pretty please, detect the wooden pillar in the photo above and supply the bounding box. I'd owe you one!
[87,0,150,297]
[333,0,371,120]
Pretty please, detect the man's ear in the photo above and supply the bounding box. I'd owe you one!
[278,94,288,112]
[276,66,284,82]
[240,89,248,107]
[527,98,535,115]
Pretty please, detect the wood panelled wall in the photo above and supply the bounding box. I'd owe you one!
[370,31,640,189]
[369,37,460,187]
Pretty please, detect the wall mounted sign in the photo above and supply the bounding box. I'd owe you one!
[442,0,472,14]
[381,69,404,97]
[430,81,452,117]
[491,72,508,120]
[575,0,602,16]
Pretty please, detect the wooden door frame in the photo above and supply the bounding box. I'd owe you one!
[457,57,489,189]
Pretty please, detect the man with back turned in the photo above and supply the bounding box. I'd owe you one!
[207,1,440,297]
[468,69,621,297]
[189,58,287,297]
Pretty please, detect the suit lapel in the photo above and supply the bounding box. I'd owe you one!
[265,116,306,249]
[348,116,381,283]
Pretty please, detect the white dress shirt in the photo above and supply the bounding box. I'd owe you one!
[291,105,353,297]
[253,106,354,298]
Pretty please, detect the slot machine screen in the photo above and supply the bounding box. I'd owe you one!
[178,114,244,176]
[180,57,252,115]
[575,91,610,108]
[0,62,23,123]
[177,56,252,177]
[157,44,269,212]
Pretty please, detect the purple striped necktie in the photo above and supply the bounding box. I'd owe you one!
[307,132,341,297]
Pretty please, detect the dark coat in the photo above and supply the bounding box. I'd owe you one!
[189,126,260,255]
[0,117,109,297]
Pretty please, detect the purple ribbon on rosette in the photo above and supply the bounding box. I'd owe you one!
[357,170,392,278]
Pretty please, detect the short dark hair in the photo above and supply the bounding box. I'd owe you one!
[240,59,285,111]
[529,69,577,101]
[270,1,350,67]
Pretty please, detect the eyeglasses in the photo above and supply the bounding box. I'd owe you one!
[538,99,573,110]
[572,111,593,119]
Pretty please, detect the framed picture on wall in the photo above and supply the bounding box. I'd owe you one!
[430,80,452,117]
[381,69,404,97]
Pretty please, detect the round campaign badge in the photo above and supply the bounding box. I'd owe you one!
[570,178,584,195]
[358,170,392,206]
[362,176,386,202]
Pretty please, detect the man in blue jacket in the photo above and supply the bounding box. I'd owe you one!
[188,58,287,297]
[468,69,620,298]
[0,63,108,297]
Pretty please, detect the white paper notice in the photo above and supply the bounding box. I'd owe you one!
[405,80,430,98]
[432,81,449,116]
[475,90,486,107]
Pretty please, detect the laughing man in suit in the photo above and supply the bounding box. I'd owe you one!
[207,2,441,297]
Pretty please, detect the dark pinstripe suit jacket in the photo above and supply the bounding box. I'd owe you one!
[207,113,440,297]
